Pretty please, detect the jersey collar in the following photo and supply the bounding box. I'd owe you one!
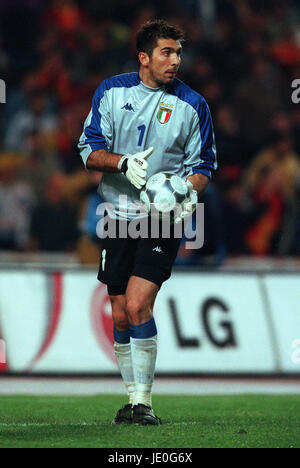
[139,78,165,92]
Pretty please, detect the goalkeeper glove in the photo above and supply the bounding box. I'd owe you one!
[118,147,154,189]
[175,180,198,224]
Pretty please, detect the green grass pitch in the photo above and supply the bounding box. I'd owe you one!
[0,394,299,448]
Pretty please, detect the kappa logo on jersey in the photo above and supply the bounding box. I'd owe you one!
[157,102,173,124]
[122,103,135,112]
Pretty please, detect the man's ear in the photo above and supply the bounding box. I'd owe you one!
[138,52,150,66]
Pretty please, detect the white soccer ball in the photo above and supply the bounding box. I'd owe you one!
[140,172,189,220]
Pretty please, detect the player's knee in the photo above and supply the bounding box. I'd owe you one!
[112,309,129,330]
[110,295,129,331]
[125,299,151,324]
[125,298,142,322]
[114,317,129,332]
[125,299,141,323]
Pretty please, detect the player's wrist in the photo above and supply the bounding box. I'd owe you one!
[186,179,197,198]
[118,155,128,174]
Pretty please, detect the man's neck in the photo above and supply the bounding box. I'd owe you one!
[139,68,162,89]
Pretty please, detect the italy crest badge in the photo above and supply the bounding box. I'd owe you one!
[157,105,173,124]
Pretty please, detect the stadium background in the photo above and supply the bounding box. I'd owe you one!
[0,0,300,379]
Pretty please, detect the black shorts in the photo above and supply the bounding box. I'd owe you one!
[97,217,181,295]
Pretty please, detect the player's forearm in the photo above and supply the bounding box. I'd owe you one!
[86,149,123,172]
[187,173,210,197]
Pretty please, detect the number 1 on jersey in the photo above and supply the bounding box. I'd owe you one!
[137,125,146,146]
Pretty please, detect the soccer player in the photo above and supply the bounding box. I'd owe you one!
[78,19,217,425]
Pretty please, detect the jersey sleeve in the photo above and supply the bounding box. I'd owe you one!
[78,83,112,167]
[184,98,217,179]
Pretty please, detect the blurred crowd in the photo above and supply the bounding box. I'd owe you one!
[0,0,300,265]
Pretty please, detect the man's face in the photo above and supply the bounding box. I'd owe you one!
[147,38,182,86]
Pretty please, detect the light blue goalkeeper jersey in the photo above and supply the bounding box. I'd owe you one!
[78,72,217,220]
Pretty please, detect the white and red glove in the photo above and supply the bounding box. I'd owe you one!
[175,180,198,224]
[118,147,154,189]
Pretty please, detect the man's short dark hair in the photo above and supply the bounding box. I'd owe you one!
[136,19,184,57]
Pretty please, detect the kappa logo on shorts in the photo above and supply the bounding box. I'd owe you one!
[152,246,164,253]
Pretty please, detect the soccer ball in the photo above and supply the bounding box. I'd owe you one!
[140,172,189,220]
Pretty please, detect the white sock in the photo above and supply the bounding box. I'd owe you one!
[131,336,157,407]
[114,342,135,405]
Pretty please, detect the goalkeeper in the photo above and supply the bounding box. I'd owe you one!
[78,19,217,425]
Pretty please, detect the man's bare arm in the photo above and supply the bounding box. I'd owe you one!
[86,149,123,172]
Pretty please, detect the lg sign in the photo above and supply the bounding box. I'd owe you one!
[90,286,238,365]
[168,297,237,349]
